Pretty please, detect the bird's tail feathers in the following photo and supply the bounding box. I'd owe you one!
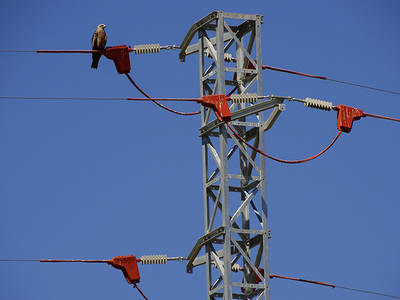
[91,53,101,69]
[91,61,98,69]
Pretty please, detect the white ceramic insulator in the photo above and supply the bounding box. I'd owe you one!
[231,263,241,272]
[230,93,258,104]
[223,53,233,62]
[304,97,333,111]
[204,49,233,62]
[133,44,161,54]
[140,254,167,264]
[211,262,240,272]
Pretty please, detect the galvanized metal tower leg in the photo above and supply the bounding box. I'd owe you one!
[199,29,213,300]
[216,13,233,300]
[255,16,271,300]
[181,11,281,300]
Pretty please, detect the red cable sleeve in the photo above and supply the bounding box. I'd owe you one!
[125,74,200,116]
[36,50,100,53]
[126,97,197,102]
[270,273,335,288]
[134,283,150,300]
[226,122,342,164]
[40,259,108,263]
[364,112,400,123]
[270,273,400,298]
[36,48,135,54]
[261,64,400,96]
[262,65,327,80]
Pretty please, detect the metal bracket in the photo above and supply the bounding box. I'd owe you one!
[186,226,225,273]
[199,98,284,136]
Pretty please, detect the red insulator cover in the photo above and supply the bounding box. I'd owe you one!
[199,94,231,121]
[108,255,140,284]
[104,45,131,74]
[336,104,365,133]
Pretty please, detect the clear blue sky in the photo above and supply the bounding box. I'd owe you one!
[0,1,399,300]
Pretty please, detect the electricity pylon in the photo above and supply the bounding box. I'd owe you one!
[180,11,284,300]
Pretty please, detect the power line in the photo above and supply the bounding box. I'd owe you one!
[270,273,400,299]
[0,259,39,262]
[0,96,127,101]
[226,121,343,164]
[229,57,400,96]
[326,78,400,96]
[2,259,398,299]
[261,64,327,80]
[125,73,201,116]
[363,111,400,123]
[261,64,400,96]
[0,50,37,53]
[2,94,399,125]
[3,49,398,96]
[133,283,150,300]
[0,96,198,102]
[335,284,400,299]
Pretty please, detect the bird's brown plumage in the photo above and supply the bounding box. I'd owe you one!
[91,24,107,69]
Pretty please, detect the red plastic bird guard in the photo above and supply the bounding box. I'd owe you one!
[104,45,131,74]
[335,104,365,133]
[107,255,140,284]
[198,94,231,121]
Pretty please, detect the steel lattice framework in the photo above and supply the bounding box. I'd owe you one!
[180,11,284,300]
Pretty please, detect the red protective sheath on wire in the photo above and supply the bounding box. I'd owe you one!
[262,65,327,80]
[125,74,200,116]
[134,283,150,300]
[261,64,400,96]
[226,122,342,164]
[364,112,400,123]
[36,50,100,53]
[270,273,335,288]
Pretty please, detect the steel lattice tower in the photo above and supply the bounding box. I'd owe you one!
[180,11,284,300]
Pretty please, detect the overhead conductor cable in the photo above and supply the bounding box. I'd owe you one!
[1,259,399,298]
[125,73,201,116]
[269,273,400,299]
[262,64,400,96]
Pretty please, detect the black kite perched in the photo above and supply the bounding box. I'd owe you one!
[91,24,107,69]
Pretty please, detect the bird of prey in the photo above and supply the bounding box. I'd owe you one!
[91,24,107,69]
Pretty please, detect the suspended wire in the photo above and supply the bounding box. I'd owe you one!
[262,64,400,96]
[0,259,39,262]
[36,50,100,54]
[133,283,150,300]
[0,96,127,101]
[326,78,400,96]
[270,273,400,299]
[335,284,400,299]
[364,111,400,123]
[1,48,399,96]
[125,73,200,116]
[0,50,37,53]
[0,96,198,102]
[0,260,397,299]
[270,274,334,288]
[226,122,342,164]
[40,259,109,263]
[262,64,327,80]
